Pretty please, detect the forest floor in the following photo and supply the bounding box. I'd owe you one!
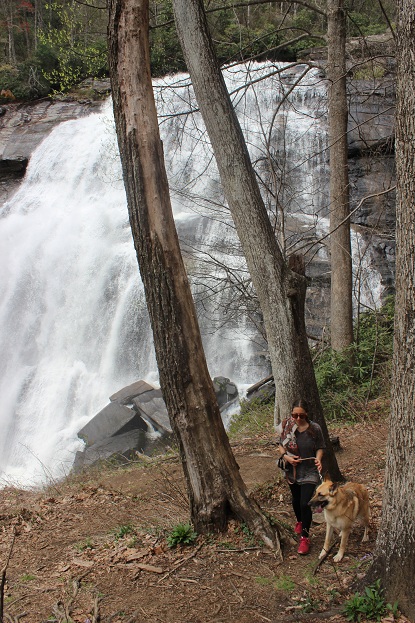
[0,402,409,623]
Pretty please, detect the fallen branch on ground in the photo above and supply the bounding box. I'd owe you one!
[312,537,340,575]
[157,542,204,583]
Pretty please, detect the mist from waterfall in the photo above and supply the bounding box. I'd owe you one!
[0,62,338,486]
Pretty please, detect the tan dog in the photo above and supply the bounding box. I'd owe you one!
[309,477,370,562]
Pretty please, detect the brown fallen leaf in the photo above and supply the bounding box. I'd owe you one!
[135,563,163,574]
[123,548,148,562]
[72,559,94,568]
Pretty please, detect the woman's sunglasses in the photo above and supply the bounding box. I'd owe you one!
[291,412,307,419]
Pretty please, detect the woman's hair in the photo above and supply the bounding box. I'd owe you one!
[291,398,310,417]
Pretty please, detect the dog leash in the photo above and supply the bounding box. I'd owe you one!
[285,456,324,483]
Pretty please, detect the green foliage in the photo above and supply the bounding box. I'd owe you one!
[295,592,322,613]
[314,298,394,421]
[353,63,385,80]
[0,0,395,101]
[288,36,325,55]
[235,522,256,546]
[211,11,293,63]
[20,573,36,582]
[38,2,108,93]
[275,574,296,592]
[292,9,323,33]
[255,575,273,586]
[229,302,394,433]
[217,540,235,549]
[0,62,50,101]
[75,537,95,551]
[228,397,274,438]
[166,522,197,548]
[113,523,135,540]
[347,11,388,36]
[150,0,185,76]
[343,580,399,622]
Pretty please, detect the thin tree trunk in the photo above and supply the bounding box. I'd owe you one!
[171,0,342,480]
[107,0,281,553]
[327,0,354,351]
[1,0,16,66]
[365,0,415,616]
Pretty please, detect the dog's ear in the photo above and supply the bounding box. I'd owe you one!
[323,472,332,483]
[329,482,339,495]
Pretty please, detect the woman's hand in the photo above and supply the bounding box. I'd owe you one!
[286,454,301,465]
[314,457,322,472]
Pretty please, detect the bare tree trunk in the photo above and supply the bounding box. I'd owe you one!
[171,0,341,480]
[327,0,354,351]
[1,0,17,66]
[365,1,415,616]
[107,0,281,553]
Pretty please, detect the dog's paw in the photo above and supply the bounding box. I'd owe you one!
[333,552,344,563]
[318,550,326,560]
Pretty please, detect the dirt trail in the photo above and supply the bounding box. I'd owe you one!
[0,414,405,623]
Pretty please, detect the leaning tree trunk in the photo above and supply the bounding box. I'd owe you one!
[327,0,354,351]
[171,0,341,480]
[107,0,281,553]
[365,1,415,617]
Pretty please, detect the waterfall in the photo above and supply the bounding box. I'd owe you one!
[0,62,352,486]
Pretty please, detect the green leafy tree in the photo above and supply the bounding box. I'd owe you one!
[38,0,107,92]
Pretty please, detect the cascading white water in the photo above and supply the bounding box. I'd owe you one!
[0,108,152,485]
[1,61,375,486]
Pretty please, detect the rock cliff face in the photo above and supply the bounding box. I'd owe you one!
[0,96,104,205]
[347,77,396,299]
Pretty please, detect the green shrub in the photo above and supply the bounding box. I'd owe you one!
[0,61,51,101]
[75,537,95,552]
[113,523,135,540]
[347,12,388,36]
[236,522,256,546]
[343,580,399,622]
[166,523,197,548]
[228,397,274,437]
[314,298,394,421]
[292,8,322,32]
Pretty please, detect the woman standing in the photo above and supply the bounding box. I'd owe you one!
[277,399,325,555]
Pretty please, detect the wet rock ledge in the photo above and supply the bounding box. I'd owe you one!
[0,93,106,179]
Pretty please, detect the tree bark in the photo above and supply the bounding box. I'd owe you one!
[107,0,281,553]
[327,0,354,351]
[171,0,341,480]
[365,1,415,617]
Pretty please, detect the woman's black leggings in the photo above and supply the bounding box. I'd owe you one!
[288,482,316,537]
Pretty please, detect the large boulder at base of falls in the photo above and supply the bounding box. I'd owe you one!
[73,377,239,471]
[73,429,170,471]
[133,388,171,434]
[77,401,148,447]
[109,379,155,405]
[213,376,239,407]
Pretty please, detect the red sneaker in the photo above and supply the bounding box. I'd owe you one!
[298,536,310,555]
[295,521,302,535]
